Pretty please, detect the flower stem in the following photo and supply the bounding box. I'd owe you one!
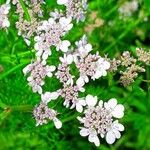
[19,0,31,22]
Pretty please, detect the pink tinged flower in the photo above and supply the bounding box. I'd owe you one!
[0,3,11,28]
[59,17,73,31]
[75,35,93,58]
[106,120,124,144]
[23,60,56,94]
[33,102,62,129]
[92,58,110,80]
[78,95,125,147]
[61,84,85,110]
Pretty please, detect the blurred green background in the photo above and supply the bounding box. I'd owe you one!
[0,0,150,150]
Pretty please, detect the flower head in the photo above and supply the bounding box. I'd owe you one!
[74,35,92,58]
[76,53,110,86]
[57,0,88,22]
[33,102,62,129]
[78,95,124,147]
[55,54,74,85]
[34,16,73,60]
[0,3,10,28]
[23,60,56,94]
[60,83,86,112]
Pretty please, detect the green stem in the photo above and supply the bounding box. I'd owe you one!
[146,66,150,97]
[104,19,141,52]
[19,0,31,22]
[11,105,33,112]
[0,63,27,80]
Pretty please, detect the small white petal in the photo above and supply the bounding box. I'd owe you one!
[66,54,73,64]
[84,76,89,83]
[24,38,31,46]
[113,121,125,131]
[49,66,56,72]
[88,134,100,147]
[112,129,121,139]
[27,76,33,82]
[93,70,102,79]
[112,104,124,118]
[77,117,84,123]
[85,44,92,52]
[106,131,116,144]
[34,43,39,50]
[50,92,59,100]
[80,128,89,137]
[53,118,62,129]
[42,51,50,60]
[36,50,43,57]
[86,95,97,107]
[76,103,83,113]
[47,72,52,77]
[104,61,110,69]
[59,40,70,52]
[37,86,42,94]
[76,77,85,86]
[57,0,68,5]
[108,98,117,109]
[23,65,31,74]
[78,99,86,106]
[98,100,103,107]
[48,18,55,25]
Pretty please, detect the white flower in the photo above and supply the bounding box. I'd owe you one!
[41,91,60,104]
[33,102,62,129]
[106,120,124,144]
[118,0,138,18]
[75,99,86,113]
[0,3,11,28]
[76,76,89,86]
[75,52,110,84]
[61,84,85,112]
[59,17,73,31]
[79,128,100,146]
[23,60,56,94]
[104,98,124,118]
[59,54,73,65]
[57,0,87,22]
[53,117,62,129]
[92,58,110,80]
[78,95,125,147]
[34,16,73,59]
[75,35,92,59]
[57,40,71,52]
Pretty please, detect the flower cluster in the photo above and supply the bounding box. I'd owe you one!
[23,60,56,94]
[118,0,138,18]
[0,1,10,29]
[78,95,124,146]
[136,48,150,65]
[12,0,44,45]
[1,0,129,147]
[107,49,150,86]
[34,17,73,60]
[57,0,88,22]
